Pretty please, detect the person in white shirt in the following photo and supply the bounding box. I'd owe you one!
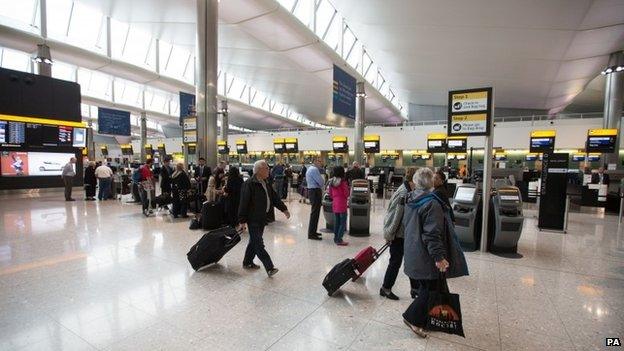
[61,157,77,201]
[94,163,114,200]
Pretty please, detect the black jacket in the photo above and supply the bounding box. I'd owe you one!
[84,166,97,186]
[194,165,211,190]
[591,172,610,185]
[160,164,173,193]
[238,176,287,225]
[172,171,191,193]
[346,167,365,183]
[433,184,455,223]
[224,175,244,225]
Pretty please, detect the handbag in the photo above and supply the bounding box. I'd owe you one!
[425,274,465,337]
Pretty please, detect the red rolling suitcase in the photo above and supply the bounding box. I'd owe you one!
[352,242,390,280]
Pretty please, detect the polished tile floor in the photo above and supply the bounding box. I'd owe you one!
[0,191,623,350]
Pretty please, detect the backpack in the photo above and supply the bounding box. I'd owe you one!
[132,169,142,183]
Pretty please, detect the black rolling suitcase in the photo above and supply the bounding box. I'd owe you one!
[322,258,357,296]
[201,200,224,230]
[187,226,241,271]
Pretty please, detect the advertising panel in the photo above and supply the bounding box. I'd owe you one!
[332,65,356,119]
[0,151,74,176]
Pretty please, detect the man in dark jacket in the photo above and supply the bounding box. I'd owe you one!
[238,160,290,277]
[346,161,366,184]
[194,158,211,193]
[591,166,610,185]
[160,157,173,209]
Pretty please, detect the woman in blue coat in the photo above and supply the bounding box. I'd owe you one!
[402,168,469,338]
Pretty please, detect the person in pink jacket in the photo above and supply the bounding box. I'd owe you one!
[328,166,350,246]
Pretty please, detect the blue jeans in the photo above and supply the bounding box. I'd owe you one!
[333,212,347,243]
[98,178,111,200]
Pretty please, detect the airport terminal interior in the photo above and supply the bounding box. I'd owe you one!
[0,0,623,350]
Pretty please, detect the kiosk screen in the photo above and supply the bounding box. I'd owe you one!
[454,187,475,202]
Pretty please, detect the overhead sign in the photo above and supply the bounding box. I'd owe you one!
[427,133,447,153]
[332,136,348,153]
[530,130,556,153]
[217,140,229,155]
[236,139,248,154]
[179,92,196,124]
[98,107,131,136]
[447,87,492,136]
[587,128,618,153]
[332,65,356,119]
[363,135,380,153]
[183,117,196,131]
[285,137,299,153]
[446,136,467,153]
[183,130,197,143]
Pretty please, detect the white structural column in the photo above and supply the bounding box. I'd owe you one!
[480,95,495,252]
[196,0,219,167]
[354,81,365,164]
[140,112,147,162]
[221,99,229,161]
[603,51,624,166]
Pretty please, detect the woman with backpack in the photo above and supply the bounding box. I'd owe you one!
[402,168,468,338]
[327,166,350,246]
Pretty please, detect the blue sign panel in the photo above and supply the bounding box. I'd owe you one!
[332,65,356,119]
[179,92,196,126]
[97,107,130,136]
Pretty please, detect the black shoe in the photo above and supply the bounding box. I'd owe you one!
[380,288,399,300]
[308,234,322,240]
[243,263,261,270]
[267,268,279,277]
[66,198,75,201]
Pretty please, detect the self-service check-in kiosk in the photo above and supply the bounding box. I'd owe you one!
[489,186,524,253]
[452,184,482,250]
[349,179,371,236]
[322,191,334,230]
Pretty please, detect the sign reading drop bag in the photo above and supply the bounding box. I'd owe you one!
[447,87,492,137]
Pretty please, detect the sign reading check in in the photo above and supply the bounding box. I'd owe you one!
[447,87,493,136]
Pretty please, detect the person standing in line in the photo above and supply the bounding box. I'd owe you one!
[306,157,325,241]
[139,158,155,216]
[402,168,468,338]
[94,162,113,201]
[346,161,366,184]
[223,167,244,226]
[83,161,97,201]
[271,162,286,199]
[170,162,191,218]
[433,170,455,223]
[61,157,77,201]
[328,166,350,246]
[380,167,419,300]
[591,166,610,185]
[160,157,173,209]
[238,160,290,277]
[194,158,211,194]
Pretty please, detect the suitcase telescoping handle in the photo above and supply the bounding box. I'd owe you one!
[374,242,391,259]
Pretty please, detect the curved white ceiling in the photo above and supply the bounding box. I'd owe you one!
[330,0,624,113]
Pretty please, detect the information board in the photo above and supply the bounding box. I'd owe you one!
[236,140,247,154]
[447,87,492,136]
[446,137,467,152]
[332,65,356,119]
[586,129,617,153]
[538,153,569,231]
[98,107,131,136]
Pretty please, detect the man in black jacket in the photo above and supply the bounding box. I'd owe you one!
[346,161,366,184]
[238,160,290,277]
[591,166,610,185]
[194,158,211,193]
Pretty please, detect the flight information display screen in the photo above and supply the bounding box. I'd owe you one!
[41,125,58,146]
[530,137,555,153]
[586,136,616,153]
[364,141,380,153]
[8,122,25,144]
[427,139,446,153]
[0,121,5,143]
[446,139,467,152]
[73,128,86,148]
[58,126,73,146]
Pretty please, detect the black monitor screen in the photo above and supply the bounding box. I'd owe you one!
[530,137,554,153]
[427,139,446,153]
[333,142,348,153]
[587,136,616,153]
[364,141,380,153]
[588,155,601,162]
[572,155,585,162]
[26,123,43,146]
[41,125,58,146]
[446,139,466,152]
[285,143,298,153]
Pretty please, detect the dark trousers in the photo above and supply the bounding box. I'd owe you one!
[172,196,188,217]
[403,278,449,328]
[307,188,322,236]
[140,188,152,211]
[63,176,73,200]
[243,224,274,270]
[382,237,419,291]
[98,178,111,200]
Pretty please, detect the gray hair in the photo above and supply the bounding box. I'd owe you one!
[253,160,268,174]
[413,167,434,190]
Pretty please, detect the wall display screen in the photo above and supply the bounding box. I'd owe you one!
[25,123,42,145]
[100,146,108,156]
[121,145,134,156]
[218,145,229,154]
[332,141,348,153]
[572,155,585,162]
[98,107,131,136]
[587,136,616,153]
[274,143,285,153]
[332,65,356,119]
[495,154,507,161]
[73,128,86,148]
[187,144,196,155]
[427,139,446,153]
[236,143,247,154]
[456,154,467,160]
[157,145,166,156]
[364,141,380,153]
[58,126,73,146]
[285,143,298,153]
[145,145,153,155]
[0,121,6,143]
[41,125,59,146]
[446,138,467,152]
[8,122,25,144]
[587,154,601,162]
[530,137,555,153]
[454,187,475,203]
[0,151,74,176]
[525,154,538,161]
